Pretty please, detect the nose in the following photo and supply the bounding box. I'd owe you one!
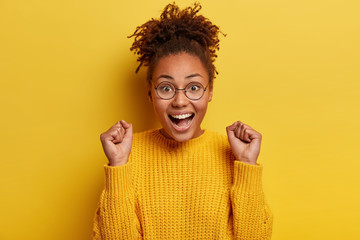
[171,89,189,107]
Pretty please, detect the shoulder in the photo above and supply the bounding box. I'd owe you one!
[133,129,157,138]
[204,130,229,144]
[132,129,158,144]
[202,130,235,163]
[202,130,233,154]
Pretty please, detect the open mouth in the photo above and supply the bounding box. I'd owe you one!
[168,113,194,129]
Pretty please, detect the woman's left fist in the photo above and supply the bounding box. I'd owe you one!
[226,121,262,165]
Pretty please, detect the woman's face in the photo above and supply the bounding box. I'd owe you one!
[149,52,213,142]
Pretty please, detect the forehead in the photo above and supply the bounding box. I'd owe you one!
[152,53,209,81]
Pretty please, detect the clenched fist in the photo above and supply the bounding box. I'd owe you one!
[100,120,133,167]
[226,121,262,165]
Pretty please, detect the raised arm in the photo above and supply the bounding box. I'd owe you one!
[226,121,273,239]
[93,121,142,239]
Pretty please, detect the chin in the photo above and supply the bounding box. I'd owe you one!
[170,132,194,142]
[161,124,202,142]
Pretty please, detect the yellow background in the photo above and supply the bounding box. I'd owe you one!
[1,0,359,239]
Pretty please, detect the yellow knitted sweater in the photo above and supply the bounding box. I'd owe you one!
[93,129,273,239]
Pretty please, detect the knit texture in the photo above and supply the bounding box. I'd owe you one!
[93,129,273,239]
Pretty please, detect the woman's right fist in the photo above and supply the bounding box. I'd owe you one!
[100,120,133,167]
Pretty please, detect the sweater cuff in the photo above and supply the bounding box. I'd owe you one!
[232,161,263,194]
[103,162,132,194]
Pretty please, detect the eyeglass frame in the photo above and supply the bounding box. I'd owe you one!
[151,80,210,100]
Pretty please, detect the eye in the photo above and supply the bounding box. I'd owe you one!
[187,83,202,92]
[158,83,174,93]
[162,86,172,92]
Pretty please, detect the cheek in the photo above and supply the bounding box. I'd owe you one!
[194,100,209,115]
[152,99,168,116]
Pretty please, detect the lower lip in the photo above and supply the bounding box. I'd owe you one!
[169,116,194,132]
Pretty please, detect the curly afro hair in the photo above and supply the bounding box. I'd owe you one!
[128,2,224,85]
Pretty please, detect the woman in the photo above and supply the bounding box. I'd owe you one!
[93,3,273,239]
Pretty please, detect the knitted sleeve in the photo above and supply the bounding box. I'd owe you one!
[231,161,273,239]
[93,163,142,239]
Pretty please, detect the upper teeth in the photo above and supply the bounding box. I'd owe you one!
[171,114,192,119]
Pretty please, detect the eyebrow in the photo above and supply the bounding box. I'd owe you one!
[156,73,204,81]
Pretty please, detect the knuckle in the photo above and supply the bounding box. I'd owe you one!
[100,133,106,141]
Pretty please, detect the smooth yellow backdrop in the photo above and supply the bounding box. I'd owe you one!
[1,0,359,239]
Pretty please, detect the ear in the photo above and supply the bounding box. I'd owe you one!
[147,84,153,102]
[207,83,213,102]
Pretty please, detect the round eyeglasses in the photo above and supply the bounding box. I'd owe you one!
[153,81,209,100]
